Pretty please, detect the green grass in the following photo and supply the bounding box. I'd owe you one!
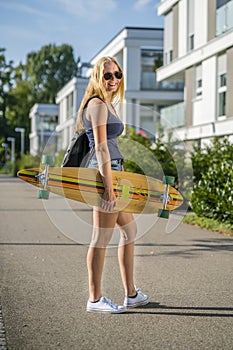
[182,213,233,236]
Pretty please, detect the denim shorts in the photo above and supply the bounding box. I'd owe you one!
[88,158,123,171]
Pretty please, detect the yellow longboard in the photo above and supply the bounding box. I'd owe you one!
[17,166,183,216]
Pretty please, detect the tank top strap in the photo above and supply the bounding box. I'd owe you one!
[84,95,104,109]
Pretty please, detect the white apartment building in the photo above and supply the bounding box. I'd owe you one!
[56,26,183,150]
[157,0,233,144]
[89,26,183,136]
[56,77,88,150]
[29,103,58,156]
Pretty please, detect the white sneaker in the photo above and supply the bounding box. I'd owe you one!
[87,296,126,314]
[124,288,149,308]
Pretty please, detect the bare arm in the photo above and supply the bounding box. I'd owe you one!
[87,99,116,211]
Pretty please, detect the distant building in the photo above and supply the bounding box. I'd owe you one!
[56,26,183,150]
[157,0,233,145]
[29,103,58,157]
[56,76,88,151]
[89,26,183,137]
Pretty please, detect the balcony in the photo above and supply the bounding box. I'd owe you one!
[216,0,233,36]
[160,102,185,128]
[141,71,184,91]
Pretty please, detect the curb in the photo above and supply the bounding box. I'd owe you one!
[0,304,7,350]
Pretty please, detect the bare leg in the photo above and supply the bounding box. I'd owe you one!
[87,246,106,302]
[117,212,137,297]
[87,208,119,302]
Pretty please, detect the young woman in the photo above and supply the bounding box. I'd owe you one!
[76,56,149,313]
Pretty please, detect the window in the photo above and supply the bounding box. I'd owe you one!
[220,73,227,87]
[189,34,194,51]
[169,50,173,63]
[219,92,226,116]
[141,49,163,90]
[188,0,195,51]
[195,64,202,98]
[164,11,173,64]
[66,92,74,119]
[39,115,58,132]
[217,54,227,117]
[140,48,183,91]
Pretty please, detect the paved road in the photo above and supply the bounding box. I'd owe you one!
[0,175,233,350]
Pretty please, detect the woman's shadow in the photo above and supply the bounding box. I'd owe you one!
[127,301,233,317]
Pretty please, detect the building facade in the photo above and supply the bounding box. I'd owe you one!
[55,26,183,151]
[89,26,183,137]
[157,0,233,144]
[56,77,88,150]
[29,103,58,156]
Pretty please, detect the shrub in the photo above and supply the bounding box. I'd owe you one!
[191,137,233,225]
[14,154,41,176]
[54,149,66,167]
[119,127,193,200]
[192,136,233,182]
[119,127,176,179]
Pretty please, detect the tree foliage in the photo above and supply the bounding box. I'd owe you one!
[25,44,77,103]
[0,48,16,138]
[0,44,77,162]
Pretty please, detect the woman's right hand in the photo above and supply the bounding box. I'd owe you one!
[100,189,117,212]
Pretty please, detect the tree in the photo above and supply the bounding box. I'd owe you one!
[6,80,33,151]
[0,44,78,156]
[24,44,77,103]
[0,48,16,139]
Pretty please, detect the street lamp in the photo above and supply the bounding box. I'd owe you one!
[7,137,15,162]
[1,142,9,163]
[15,127,25,156]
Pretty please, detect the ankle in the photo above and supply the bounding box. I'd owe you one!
[128,291,137,298]
[89,298,101,303]
[89,294,102,303]
[126,287,137,298]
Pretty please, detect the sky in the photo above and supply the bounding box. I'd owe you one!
[0,0,163,66]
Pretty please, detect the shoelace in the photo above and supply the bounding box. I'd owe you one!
[102,296,118,309]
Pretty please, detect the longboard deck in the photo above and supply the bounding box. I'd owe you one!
[17,167,183,214]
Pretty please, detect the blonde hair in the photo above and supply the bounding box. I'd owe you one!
[76,56,124,131]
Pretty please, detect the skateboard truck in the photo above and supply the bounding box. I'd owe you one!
[158,175,175,219]
[37,155,54,200]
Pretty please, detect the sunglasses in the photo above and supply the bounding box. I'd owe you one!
[103,71,123,81]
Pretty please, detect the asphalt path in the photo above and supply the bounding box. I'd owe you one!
[0,174,233,350]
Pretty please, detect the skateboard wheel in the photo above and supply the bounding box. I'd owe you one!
[158,209,169,219]
[41,155,54,166]
[38,189,49,200]
[162,176,175,185]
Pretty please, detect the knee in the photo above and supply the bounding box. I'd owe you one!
[119,221,137,244]
[90,227,113,248]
